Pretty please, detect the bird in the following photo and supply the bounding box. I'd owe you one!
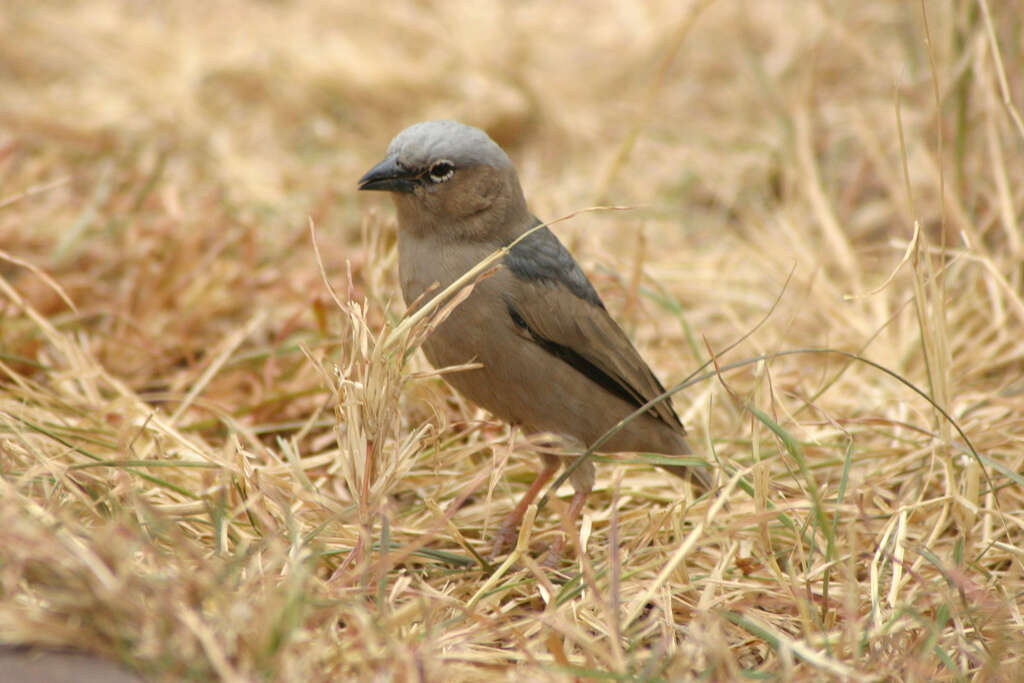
[358,120,710,558]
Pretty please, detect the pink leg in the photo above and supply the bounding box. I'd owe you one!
[543,487,590,566]
[490,456,559,559]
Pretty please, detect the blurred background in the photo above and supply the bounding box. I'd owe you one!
[4,1,1016,378]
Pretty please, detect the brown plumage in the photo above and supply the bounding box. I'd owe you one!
[359,120,709,557]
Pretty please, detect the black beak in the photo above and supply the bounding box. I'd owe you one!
[358,157,417,194]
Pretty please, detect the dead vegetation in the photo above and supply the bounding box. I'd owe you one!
[1,1,1023,680]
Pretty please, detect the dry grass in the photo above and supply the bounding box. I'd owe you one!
[2,1,1024,680]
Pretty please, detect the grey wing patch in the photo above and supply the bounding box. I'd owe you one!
[503,217,604,308]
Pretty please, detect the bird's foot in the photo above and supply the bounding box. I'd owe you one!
[489,520,519,560]
[541,536,567,568]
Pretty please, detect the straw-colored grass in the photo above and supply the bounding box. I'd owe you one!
[2,1,1023,680]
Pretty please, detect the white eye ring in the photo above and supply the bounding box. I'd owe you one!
[428,160,455,183]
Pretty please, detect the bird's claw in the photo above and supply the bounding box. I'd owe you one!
[489,522,519,560]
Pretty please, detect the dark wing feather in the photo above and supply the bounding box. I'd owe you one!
[502,221,684,432]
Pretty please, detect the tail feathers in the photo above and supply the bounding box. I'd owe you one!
[660,463,713,491]
[656,434,714,492]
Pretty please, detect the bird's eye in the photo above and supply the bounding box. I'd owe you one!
[428,160,455,183]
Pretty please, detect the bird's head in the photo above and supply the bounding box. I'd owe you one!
[358,120,527,240]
